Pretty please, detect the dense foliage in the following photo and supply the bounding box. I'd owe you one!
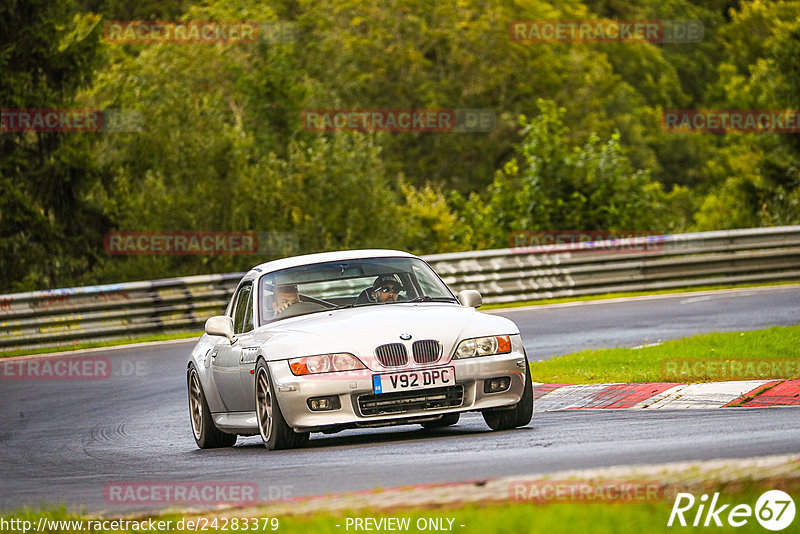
[2,0,799,291]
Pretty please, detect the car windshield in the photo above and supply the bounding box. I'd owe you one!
[258,257,456,325]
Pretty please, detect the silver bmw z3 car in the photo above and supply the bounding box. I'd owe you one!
[187,249,532,450]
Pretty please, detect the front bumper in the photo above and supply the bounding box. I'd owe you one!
[268,351,527,431]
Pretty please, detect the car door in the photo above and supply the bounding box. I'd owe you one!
[211,283,254,412]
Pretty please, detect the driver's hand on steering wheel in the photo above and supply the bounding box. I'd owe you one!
[272,294,301,317]
[274,299,295,314]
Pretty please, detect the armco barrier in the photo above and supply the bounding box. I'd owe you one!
[1,226,799,352]
[426,226,800,304]
[0,274,243,352]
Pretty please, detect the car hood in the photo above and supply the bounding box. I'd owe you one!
[251,303,519,368]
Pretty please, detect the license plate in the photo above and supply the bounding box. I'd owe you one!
[372,367,455,394]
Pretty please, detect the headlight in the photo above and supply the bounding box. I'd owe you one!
[453,335,512,359]
[306,355,331,374]
[288,353,366,375]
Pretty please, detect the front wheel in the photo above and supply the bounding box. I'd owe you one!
[255,360,309,450]
[188,365,237,448]
[482,357,533,431]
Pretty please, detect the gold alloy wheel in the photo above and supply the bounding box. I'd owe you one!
[256,367,274,443]
[188,369,203,440]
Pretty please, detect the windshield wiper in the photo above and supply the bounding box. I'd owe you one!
[406,296,458,303]
[333,297,456,308]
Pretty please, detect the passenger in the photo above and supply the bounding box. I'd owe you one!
[272,284,300,316]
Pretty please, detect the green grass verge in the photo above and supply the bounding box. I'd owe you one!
[3,481,795,534]
[531,325,800,384]
[0,331,202,359]
[480,280,800,310]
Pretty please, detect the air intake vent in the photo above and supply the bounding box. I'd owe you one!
[375,343,408,367]
[412,340,441,364]
[358,386,464,416]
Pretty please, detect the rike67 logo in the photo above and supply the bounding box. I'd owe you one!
[668,490,796,530]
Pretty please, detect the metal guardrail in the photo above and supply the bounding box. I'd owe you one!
[426,226,800,304]
[1,226,799,352]
[0,274,243,352]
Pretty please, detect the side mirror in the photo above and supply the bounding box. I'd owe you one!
[457,289,482,308]
[205,315,237,343]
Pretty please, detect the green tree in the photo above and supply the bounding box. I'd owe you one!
[0,0,105,291]
[82,0,426,281]
[291,0,698,195]
[393,181,471,255]
[695,1,800,228]
[457,100,687,249]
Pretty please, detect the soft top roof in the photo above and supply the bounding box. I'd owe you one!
[244,249,418,280]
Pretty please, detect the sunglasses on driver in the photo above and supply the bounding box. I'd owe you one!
[376,285,402,294]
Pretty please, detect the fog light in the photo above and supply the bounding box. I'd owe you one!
[484,377,511,393]
[307,396,341,411]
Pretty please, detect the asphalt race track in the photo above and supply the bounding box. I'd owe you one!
[1,285,798,513]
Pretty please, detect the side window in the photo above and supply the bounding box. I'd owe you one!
[232,284,253,334]
[243,291,253,332]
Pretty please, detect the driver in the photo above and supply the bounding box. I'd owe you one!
[369,274,405,303]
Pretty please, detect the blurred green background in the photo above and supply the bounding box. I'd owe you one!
[2,0,799,292]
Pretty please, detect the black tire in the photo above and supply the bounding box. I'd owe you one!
[255,359,309,450]
[187,365,237,449]
[482,356,533,431]
[421,413,460,429]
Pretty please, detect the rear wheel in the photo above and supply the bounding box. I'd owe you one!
[255,360,309,450]
[421,413,460,429]
[187,365,237,448]
[482,356,533,431]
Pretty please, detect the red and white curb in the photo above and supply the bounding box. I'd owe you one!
[533,380,800,411]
